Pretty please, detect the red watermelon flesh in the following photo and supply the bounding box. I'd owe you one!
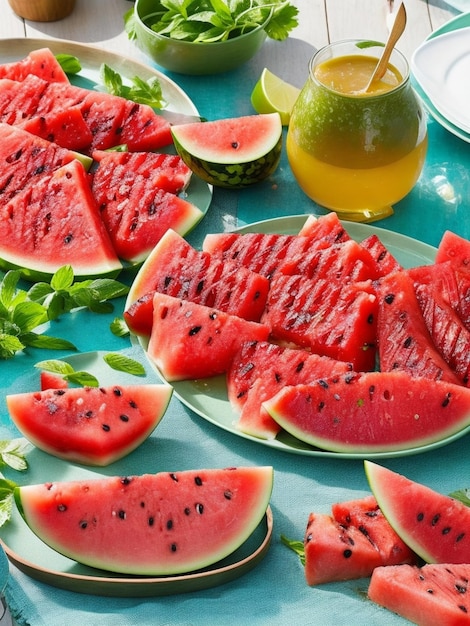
[124,229,270,333]
[415,282,470,386]
[436,229,470,270]
[262,273,377,371]
[19,107,93,151]
[303,512,383,585]
[147,293,270,381]
[0,122,76,198]
[227,340,353,440]
[331,495,417,567]
[365,461,470,565]
[0,159,122,279]
[14,466,273,575]
[297,211,351,243]
[0,48,69,83]
[91,150,192,195]
[369,563,470,625]
[360,233,403,277]
[263,370,470,453]
[7,384,172,466]
[377,269,461,384]
[40,371,68,391]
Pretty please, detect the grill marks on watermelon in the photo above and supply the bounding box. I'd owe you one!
[368,563,470,626]
[91,154,201,263]
[14,466,273,575]
[377,270,461,384]
[0,72,172,154]
[227,340,353,439]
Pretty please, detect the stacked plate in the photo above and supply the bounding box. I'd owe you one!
[411,12,470,142]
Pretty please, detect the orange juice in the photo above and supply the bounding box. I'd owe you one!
[287,42,428,222]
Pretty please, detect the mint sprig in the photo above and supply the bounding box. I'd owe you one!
[125,0,299,44]
[100,64,167,110]
[0,267,129,359]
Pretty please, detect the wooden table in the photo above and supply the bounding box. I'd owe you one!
[0,0,459,61]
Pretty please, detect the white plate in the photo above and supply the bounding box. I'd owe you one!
[412,26,470,134]
[132,215,470,460]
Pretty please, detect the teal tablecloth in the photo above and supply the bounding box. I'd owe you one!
[2,37,470,626]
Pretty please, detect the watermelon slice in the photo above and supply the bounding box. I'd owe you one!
[39,371,68,391]
[436,229,470,269]
[147,293,271,381]
[0,159,122,280]
[263,370,470,453]
[369,563,470,625]
[92,160,203,262]
[360,233,403,277]
[415,281,470,386]
[124,229,270,334]
[7,384,173,466]
[0,48,69,83]
[365,461,470,565]
[14,466,273,574]
[297,211,351,243]
[19,108,94,151]
[227,340,353,440]
[377,269,461,384]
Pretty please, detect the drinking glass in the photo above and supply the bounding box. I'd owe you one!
[287,40,428,222]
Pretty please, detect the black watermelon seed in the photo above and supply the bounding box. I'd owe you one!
[442,393,451,407]
[167,519,173,530]
[148,516,154,526]
[184,507,191,516]
[102,424,110,432]
[113,387,123,396]
[118,510,126,520]
[384,293,395,304]
[195,503,204,514]
[120,414,129,422]
[432,514,441,526]
[79,520,88,529]
[57,503,67,512]
[129,400,137,409]
[224,490,233,500]
[456,584,467,593]
[459,606,468,613]
[170,543,177,552]
[121,477,132,486]
[417,512,425,522]
[457,533,466,542]
[189,325,202,336]
[343,549,353,558]
[170,473,178,482]
[194,476,203,486]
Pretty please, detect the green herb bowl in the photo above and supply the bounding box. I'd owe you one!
[133,0,270,75]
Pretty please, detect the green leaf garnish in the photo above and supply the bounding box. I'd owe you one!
[110,317,130,337]
[35,359,99,387]
[0,267,128,360]
[355,40,385,50]
[449,488,470,507]
[103,352,146,376]
[55,53,82,75]
[0,439,30,472]
[280,534,305,566]
[99,64,167,110]
[125,0,299,44]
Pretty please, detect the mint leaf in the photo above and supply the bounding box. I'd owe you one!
[103,352,146,376]
[99,64,167,109]
[280,534,305,566]
[110,317,130,337]
[0,476,19,528]
[0,439,31,472]
[56,53,82,74]
[449,488,470,506]
[35,360,99,387]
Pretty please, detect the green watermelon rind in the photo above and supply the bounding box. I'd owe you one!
[171,113,283,188]
[0,255,123,283]
[13,466,274,575]
[364,461,470,565]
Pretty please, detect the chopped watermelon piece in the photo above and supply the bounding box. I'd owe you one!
[7,384,172,466]
[369,563,470,626]
[297,212,351,243]
[377,269,461,383]
[263,370,470,453]
[360,233,403,277]
[0,48,69,83]
[19,107,93,151]
[303,512,383,585]
[147,293,270,381]
[436,229,470,270]
[15,466,273,575]
[39,371,68,391]
[262,273,377,371]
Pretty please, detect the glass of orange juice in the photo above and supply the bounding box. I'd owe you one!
[286,40,428,222]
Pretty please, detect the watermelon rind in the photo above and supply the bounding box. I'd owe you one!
[14,466,274,575]
[365,461,470,565]
[171,113,283,188]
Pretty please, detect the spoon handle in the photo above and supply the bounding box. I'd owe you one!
[365,3,407,90]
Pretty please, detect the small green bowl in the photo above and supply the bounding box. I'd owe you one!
[133,0,269,75]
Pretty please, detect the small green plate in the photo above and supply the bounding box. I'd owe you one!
[0,352,272,597]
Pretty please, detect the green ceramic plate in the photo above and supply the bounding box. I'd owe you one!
[411,12,470,142]
[0,38,213,234]
[0,351,272,597]
[137,214,470,460]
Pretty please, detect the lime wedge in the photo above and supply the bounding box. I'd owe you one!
[251,68,301,126]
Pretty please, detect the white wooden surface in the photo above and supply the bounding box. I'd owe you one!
[0,0,460,60]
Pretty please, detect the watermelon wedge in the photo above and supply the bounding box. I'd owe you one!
[147,293,271,381]
[369,563,470,625]
[0,48,69,83]
[7,384,173,466]
[263,370,470,453]
[365,461,470,565]
[15,466,273,574]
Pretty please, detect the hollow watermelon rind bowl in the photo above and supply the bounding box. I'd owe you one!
[132,214,470,460]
